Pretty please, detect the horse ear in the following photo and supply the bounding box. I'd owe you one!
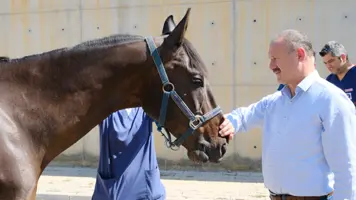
[161,15,176,35]
[161,8,191,51]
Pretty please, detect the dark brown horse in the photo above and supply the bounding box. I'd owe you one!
[0,8,228,199]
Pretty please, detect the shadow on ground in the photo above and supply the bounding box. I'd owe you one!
[44,152,263,183]
[43,164,263,183]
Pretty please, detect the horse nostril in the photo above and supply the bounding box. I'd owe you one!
[221,143,227,156]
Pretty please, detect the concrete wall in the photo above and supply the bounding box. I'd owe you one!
[0,0,354,171]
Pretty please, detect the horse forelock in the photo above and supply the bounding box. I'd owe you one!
[181,38,208,77]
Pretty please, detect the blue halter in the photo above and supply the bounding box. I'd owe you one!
[144,36,222,150]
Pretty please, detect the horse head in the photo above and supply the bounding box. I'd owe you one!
[142,9,228,163]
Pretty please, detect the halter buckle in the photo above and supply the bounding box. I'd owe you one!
[189,115,204,130]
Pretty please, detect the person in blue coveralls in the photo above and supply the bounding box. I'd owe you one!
[91,107,166,200]
[319,41,356,106]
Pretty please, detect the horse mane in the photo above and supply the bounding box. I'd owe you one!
[72,34,144,50]
[6,34,145,63]
[1,34,208,78]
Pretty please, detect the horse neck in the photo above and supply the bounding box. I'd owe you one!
[35,40,154,170]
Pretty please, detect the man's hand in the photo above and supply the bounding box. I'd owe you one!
[219,115,235,140]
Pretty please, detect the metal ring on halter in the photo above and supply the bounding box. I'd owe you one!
[189,115,204,130]
[165,140,180,151]
[162,82,175,93]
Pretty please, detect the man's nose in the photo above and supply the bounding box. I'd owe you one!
[269,63,275,69]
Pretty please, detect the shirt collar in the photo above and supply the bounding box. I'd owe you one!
[281,70,320,96]
[297,70,320,91]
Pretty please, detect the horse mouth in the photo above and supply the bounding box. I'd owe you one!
[187,140,226,163]
[187,149,224,163]
[187,150,209,163]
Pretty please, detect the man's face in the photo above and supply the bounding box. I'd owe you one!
[268,39,300,84]
[321,52,345,74]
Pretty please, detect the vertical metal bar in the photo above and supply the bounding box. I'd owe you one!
[231,0,237,111]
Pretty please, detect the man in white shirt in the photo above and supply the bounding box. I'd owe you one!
[219,29,356,200]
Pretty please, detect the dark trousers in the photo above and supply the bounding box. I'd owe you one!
[269,191,333,200]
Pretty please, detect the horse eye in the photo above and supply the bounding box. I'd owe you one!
[192,77,204,87]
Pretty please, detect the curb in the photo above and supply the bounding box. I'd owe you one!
[36,194,91,200]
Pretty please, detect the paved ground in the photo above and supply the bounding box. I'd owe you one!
[36,167,269,200]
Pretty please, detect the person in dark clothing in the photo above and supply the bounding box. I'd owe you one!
[319,41,356,105]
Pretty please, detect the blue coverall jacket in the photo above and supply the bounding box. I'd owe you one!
[92,107,166,200]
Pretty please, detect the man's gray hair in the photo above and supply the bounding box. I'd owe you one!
[271,29,315,57]
[319,41,348,60]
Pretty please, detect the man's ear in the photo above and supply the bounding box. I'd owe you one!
[340,54,347,62]
[296,47,306,61]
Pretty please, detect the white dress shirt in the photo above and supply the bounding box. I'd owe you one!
[226,70,356,199]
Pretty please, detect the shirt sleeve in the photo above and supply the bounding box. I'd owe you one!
[320,90,356,199]
[225,94,274,134]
